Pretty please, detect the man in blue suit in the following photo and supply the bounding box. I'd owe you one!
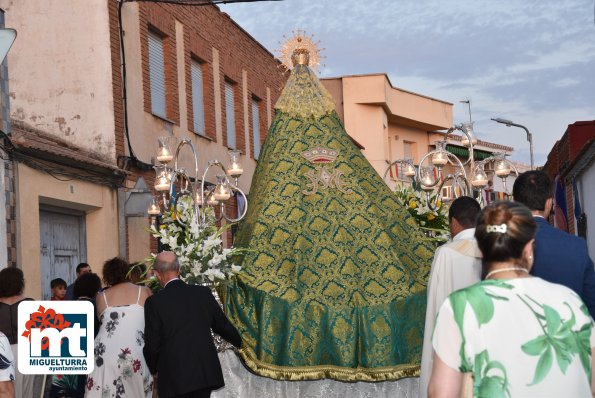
[513,170,595,318]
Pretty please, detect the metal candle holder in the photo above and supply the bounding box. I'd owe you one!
[148,136,248,225]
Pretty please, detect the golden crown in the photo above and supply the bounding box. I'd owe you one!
[302,146,338,164]
[278,30,323,71]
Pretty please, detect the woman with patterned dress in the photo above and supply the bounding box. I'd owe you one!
[0,331,15,398]
[429,201,595,397]
[0,267,35,398]
[85,258,153,397]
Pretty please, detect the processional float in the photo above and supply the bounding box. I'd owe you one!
[223,32,436,382]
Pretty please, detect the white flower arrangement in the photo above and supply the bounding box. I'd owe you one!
[145,196,246,286]
[394,184,450,245]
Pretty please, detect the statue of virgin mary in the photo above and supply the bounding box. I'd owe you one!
[222,32,434,383]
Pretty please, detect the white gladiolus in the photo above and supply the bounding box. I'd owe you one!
[148,195,243,284]
[167,236,178,249]
[203,236,222,254]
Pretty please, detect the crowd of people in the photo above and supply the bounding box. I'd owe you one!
[0,254,241,398]
[1,169,594,398]
[422,170,595,397]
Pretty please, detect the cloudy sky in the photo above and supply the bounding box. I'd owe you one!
[220,0,595,166]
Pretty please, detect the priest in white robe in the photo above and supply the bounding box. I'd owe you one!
[419,196,482,398]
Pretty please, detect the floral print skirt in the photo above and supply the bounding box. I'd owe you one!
[85,306,153,397]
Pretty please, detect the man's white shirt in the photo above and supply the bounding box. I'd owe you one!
[419,228,482,398]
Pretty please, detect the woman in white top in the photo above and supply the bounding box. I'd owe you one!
[85,257,153,397]
[429,201,595,397]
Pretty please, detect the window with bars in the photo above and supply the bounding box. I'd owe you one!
[148,30,166,118]
[403,141,414,162]
[252,98,261,158]
[225,80,236,149]
[191,60,205,135]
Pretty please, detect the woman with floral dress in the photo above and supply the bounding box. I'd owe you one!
[429,201,595,397]
[85,258,153,397]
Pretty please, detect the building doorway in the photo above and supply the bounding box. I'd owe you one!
[39,206,86,300]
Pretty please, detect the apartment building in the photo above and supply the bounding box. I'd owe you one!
[0,0,286,298]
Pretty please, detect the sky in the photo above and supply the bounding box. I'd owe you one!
[219,0,595,166]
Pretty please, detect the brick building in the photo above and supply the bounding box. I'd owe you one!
[543,121,595,258]
[0,0,286,299]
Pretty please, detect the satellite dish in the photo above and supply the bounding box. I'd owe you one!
[0,28,17,63]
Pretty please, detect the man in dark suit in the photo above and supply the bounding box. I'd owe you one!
[143,251,242,398]
[513,170,595,318]
[65,262,91,300]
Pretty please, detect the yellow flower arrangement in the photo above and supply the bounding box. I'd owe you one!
[394,185,449,245]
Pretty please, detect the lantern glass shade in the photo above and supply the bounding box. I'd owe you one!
[420,168,435,191]
[460,122,478,146]
[227,150,243,177]
[432,141,449,166]
[404,163,416,178]
[213,175,231,201]
[471,170,489,188]
[495,159,511,177]
[157,136,177,164]
[432,151,448,166]
[206,189,219,206]
[154,165,171,192]
[147,197,161,216]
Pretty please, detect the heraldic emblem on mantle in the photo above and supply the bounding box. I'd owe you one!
[301,146,353,196]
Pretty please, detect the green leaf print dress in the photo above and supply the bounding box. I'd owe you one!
[432,277,595,397]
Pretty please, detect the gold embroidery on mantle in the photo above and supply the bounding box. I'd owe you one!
[302,146,352,196]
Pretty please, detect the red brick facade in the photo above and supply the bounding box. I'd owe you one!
[543,121,595,234]
[109,2,287,258]
[133,3,286,156]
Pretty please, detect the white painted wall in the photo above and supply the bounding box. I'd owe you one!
[1,0,116,162]
[578,163,595,261]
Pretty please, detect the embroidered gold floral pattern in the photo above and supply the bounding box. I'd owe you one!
[224,60,434,382]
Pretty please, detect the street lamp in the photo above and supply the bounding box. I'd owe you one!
[491,118,534,170]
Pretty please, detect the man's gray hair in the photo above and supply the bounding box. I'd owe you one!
[153,251,180,273]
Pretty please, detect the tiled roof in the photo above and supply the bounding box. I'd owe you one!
[443,133,513,153]
[8,121,127,175]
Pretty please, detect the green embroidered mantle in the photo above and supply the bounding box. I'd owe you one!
[223,64,435,381]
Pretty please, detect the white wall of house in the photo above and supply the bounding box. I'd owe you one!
[1,0,116,162]
[577,163,595,260]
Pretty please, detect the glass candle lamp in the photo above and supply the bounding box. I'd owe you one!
[471,170,489,188]
[213,176,231,201]
[404,163,416,178]
[206,189,219,206]
[432,151,448,166]
[460,122,478,147]
[420,168,435,191]
[495,159,511,177]
[157,136,176,164]
[227,150,243,178]
[147,197,161,216]
[154,166,171,192]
